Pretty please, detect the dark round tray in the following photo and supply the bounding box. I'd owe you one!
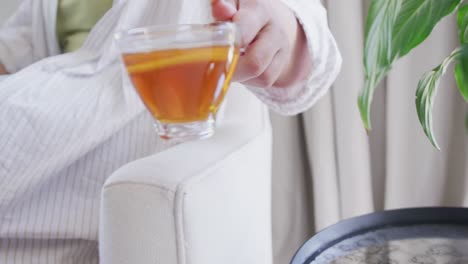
[291,207,468,264]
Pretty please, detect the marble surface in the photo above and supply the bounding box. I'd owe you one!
[312,225,468,264]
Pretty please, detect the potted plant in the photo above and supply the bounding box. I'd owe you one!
[361,0,468,150]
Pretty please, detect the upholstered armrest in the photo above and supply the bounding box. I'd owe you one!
[99,88,273,264]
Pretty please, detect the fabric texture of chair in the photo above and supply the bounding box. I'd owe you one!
[99,86,274,264]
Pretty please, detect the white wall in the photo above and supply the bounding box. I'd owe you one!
[0,0,21,25]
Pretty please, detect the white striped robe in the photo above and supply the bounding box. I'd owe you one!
[0,0,342,263]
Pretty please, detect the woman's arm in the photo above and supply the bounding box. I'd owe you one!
[211,0,342,115]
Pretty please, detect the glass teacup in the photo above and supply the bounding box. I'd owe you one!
[114,22,240,140]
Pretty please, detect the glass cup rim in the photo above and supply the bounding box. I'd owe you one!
[114,22,237,41]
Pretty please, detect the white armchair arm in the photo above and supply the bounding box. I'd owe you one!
[99,88,273,264]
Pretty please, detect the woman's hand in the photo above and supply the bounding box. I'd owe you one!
[211,0,311,89]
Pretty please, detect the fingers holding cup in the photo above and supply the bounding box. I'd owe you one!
[234,24,286,86]
[211,0,237,20]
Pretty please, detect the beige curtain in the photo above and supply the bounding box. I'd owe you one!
[271,1,468,263]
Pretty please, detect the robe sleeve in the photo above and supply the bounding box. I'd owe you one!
[245,0,342,115]
[0,0,35,73]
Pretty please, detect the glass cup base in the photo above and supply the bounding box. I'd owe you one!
[154,116,215,141]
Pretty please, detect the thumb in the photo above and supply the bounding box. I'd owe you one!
[211,0,237,21]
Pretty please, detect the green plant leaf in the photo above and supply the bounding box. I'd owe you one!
[391,0,462,60]
[360,0,402,130]
[416,49,461,150]
[455,6,468,102]
[454,63,468,101]
[457,4,468,43]
[360,0,461,130]
[460,62,468,132]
